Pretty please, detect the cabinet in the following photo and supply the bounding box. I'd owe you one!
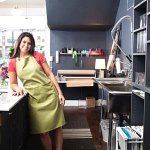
[132,0,150,149]
[59,82,98,101]
[0,95,29,150]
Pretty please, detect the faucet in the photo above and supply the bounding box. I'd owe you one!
[123,79,132,86]
[127,64,132,79]
[115,57,132,78]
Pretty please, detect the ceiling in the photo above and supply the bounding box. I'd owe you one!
[0,0,46,16]
[0,0,47,30]
[0,0,46,8]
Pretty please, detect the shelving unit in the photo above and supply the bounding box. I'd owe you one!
[132,0,150,149]
[59,52,102,56]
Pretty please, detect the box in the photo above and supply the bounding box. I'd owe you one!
[86,97,95,108]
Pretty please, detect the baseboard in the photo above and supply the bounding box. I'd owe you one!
[65,99,102,107]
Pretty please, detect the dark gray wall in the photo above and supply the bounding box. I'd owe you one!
[49,0,134,75]
[50,30,107,75]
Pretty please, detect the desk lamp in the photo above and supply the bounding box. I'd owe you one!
[95,59,106,78]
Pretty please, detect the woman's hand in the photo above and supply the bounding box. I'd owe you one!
[58,94,65,106]
[13,87,24,96]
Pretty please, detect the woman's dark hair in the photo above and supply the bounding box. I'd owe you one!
[11,32,35,58]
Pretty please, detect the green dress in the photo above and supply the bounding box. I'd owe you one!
[16,55,65,134]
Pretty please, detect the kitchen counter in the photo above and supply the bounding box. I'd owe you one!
[0,86,9,93]
[0,93,26,111]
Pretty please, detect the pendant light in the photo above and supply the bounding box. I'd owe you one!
[25,0,28,19]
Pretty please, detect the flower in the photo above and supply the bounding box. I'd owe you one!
[1,66,8,79]
[0,66,8,86]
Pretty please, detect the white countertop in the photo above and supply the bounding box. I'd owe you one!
[0,93,26,111]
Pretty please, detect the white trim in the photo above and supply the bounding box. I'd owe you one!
[64,99,102,107]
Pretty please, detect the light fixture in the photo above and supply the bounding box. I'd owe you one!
[11,6,22,16]
[25,0,28,19]
[95,59,106,78]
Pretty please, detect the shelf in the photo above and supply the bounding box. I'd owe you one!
[147,12,150,16]
[133,53,146,56]
[147,40,150,44]
[59,53,102,56]
[133,26,146,32]
[134,0,147,10]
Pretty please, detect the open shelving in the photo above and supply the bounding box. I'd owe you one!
[132,0,150,149]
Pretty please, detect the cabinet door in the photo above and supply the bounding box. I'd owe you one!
[0,111,13,150]
[11,96,29,150]
[0,95,29,150]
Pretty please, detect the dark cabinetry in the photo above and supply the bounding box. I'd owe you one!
[0,95,29,150]
[59,83,98,100]
[46,0,120,30]
[132,0,150,149]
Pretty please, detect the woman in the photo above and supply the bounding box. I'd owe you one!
[8,32,65,150]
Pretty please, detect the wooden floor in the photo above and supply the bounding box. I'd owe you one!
[25,106,107,150]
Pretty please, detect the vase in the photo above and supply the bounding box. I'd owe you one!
[0,78,8,87]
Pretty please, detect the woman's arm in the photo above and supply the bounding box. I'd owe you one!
[8,72,24,96]
[41,61,65,105]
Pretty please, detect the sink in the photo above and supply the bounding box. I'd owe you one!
[102,83,132,93]
[99,81,132,113]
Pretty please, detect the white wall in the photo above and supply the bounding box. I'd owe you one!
[0,7,47,30]
[0,7,51,65]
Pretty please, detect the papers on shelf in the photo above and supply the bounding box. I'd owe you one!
[121,126,143,139]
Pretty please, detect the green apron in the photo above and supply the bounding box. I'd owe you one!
[16,55,65,134]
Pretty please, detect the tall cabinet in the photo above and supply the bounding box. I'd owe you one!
[132,0,150,149]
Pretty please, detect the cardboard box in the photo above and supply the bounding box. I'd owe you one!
[86,97,95,108]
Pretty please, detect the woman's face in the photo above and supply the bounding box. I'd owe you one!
[19,36,31,54]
